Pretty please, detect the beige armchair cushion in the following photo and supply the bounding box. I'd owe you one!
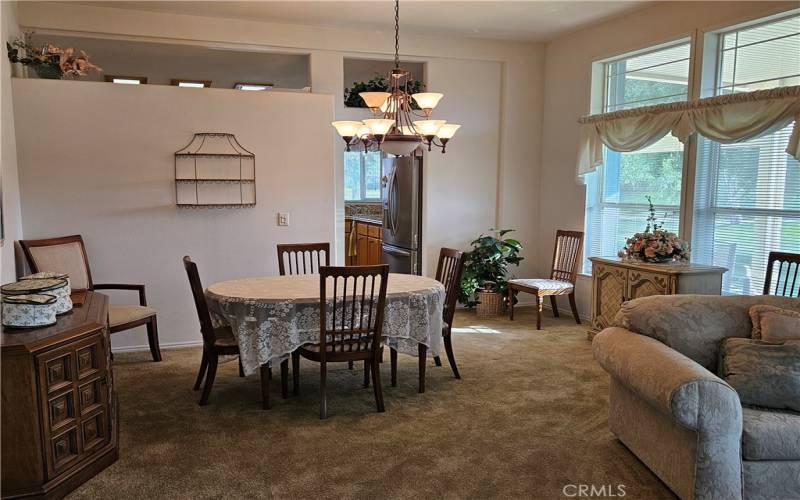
[508,278,574,296]
[27,242,90,290]
[109,304,156,328]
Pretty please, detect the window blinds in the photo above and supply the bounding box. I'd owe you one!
[692,14,800,295]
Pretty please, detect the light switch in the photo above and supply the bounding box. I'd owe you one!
[277,212,290,226]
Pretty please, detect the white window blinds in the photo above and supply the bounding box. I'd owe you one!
[692,14,800,295]
[583,42,690,272]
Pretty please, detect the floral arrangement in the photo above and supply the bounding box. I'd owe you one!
[618,196,690,263]
[7,36,102,80]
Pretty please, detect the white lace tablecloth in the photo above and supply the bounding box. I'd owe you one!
[206,273,445,375]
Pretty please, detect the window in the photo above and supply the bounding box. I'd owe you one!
[104,75,147,84]
[692,14,800,295]
[344,150,383,202]
[583,41,691,272]
[171,79,211,88]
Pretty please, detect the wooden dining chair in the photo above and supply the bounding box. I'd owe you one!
[763,251,800,298]
[389,247,465,392]
[508,230,584,330]
[277,242,330,276]
[183,256,285,408]
[20,235,161,361]
[292,265,389,419]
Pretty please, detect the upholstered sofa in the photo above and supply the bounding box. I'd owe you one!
[593,294,800,500]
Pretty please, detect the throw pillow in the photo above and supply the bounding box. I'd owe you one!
[749,304,800,342]
[719,338,800,412]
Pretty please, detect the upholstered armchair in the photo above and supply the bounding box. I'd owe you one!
[20,235,161,361]
[593,294,800,500]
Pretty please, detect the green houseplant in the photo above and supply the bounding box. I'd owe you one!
[344,73,424,108]
[459,229,523,309]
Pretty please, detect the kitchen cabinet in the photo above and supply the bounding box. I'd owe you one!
[345,217,382,266]
[588,257,727,340]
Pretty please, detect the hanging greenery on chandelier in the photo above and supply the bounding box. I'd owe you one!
[332,0,461,157]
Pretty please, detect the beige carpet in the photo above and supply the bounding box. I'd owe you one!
[71,307,675,499]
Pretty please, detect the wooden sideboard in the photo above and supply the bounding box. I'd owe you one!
[345,217,383,266]
[1,291,118,499]
[588,257,727,339]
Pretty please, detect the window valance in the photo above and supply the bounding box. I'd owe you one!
[576,85,800,177]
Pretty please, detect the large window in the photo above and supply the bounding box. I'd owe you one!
[344,150,382,202]
[583,42,690,272]
[692,14,800,294]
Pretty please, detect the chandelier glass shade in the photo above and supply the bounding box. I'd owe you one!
[331,0,460,156]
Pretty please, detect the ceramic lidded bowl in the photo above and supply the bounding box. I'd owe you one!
[2,294,58,328]
[21,272,71,293]
[1,278,72,315]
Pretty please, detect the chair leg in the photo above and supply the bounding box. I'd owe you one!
[363,359,371,388]
[390,348,397,387]
[199,354,218,406]
[535,295,542,330]
[418,343,427,394]
[259,363,270,410]
[146,317,162,362]
[549,296,559,317]
[238,357,245,377]
[443,334,461,380]
[433,356,442,367]
[371,354,385,413]
[320,361,328,419]
[193,350,208,390]
[292,351,300,396]
[280,359,289,399]
[348,360,354,370]
[508,286,515,321]
[568,293,581,325]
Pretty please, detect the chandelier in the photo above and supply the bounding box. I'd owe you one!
[331,0,460,157]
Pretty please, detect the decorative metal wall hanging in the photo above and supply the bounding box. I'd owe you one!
[174,133,256,208]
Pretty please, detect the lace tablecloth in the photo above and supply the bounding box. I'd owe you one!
[206,273,445,375]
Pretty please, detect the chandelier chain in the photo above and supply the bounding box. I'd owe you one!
[394,0,400,68]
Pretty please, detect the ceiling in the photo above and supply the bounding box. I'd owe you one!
[79,1,652,42]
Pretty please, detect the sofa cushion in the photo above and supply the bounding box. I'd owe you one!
[742,406,800,460]
[613,294,800,370]
[719,338,800,412]
[749,304,800,342]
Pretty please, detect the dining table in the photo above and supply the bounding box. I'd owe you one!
[205,273,445,375]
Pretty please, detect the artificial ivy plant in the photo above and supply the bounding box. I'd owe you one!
[344,73,424,108]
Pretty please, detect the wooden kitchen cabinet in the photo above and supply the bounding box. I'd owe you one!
[345,217,383,266]
[588,257,727,339]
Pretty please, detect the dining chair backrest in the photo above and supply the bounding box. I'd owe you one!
[763,251,800,297]
[182,256,218,346]
[550,230,584,284]
[435,248,465,327]
[277,243,331,276]
[19,234,94,290]
[318,265,389,360]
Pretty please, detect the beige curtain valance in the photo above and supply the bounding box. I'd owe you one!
[577,86,800,177]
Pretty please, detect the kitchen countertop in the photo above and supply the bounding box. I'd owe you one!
[346,215,383,225]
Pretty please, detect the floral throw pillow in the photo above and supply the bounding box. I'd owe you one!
[749,304,800,342]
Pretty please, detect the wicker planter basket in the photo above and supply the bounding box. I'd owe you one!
[476,290,503,318]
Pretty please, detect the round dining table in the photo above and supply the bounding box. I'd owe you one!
[205,273,445,375]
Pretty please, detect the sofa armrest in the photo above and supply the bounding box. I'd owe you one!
[593,327,742,431]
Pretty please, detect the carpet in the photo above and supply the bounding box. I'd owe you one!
[70,307,675,499]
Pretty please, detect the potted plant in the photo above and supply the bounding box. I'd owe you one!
[344,73,424,108]
[459,229,523,317]
[618,196,690,263]
[7,36,101,80]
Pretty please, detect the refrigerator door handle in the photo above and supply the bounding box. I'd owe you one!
[382,245,412,257]
[390,168,399,236]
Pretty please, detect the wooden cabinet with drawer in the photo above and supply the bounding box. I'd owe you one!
[2,291,118,499]
[345,217,383,266]
[588,257,726,340]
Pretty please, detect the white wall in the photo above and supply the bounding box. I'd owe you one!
[17,1,545,280]
[13,79,334,350]
[539,1,798,318]
[1,1,23,284]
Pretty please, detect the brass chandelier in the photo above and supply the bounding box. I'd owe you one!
[332,0,460,157]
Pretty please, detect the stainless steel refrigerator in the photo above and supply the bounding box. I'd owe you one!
[381,156,423,275]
